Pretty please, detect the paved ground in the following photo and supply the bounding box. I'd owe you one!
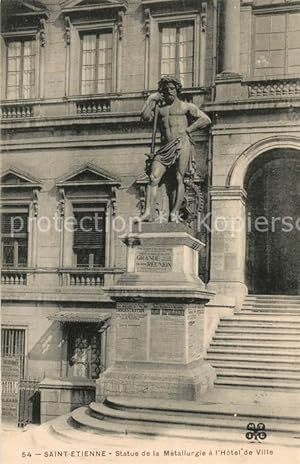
[2,387,300,464]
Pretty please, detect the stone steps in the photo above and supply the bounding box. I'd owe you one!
[206,295,300,390]
[208,360,300,370]
[214,377,300,390]
[210,340,300,348]
[221,315,300,322]
[242,304,300,309]
[245,294,300,303]
[207,348,300,358]
[213,333,300,341]
[216,327,300,334]
[48,398,300,440]
[241,310,300,316]
[217,369,300,381]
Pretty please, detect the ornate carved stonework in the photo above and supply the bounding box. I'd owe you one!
[65,16,71,45]
[248,79,300,98]
[39,18,46,47]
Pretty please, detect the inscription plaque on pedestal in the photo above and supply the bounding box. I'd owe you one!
[135,247,172,273]
[115,303,149,362]
[150,304,185,362]
[188,306,203,362]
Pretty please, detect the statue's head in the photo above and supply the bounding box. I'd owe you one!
[158,76,182,100]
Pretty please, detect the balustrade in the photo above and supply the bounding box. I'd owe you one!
[248,79,300,98]
[1,271,27,285]
[1,104,33,118]
[76,99,111,114]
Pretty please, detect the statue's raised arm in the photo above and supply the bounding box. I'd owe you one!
[141,92,162,122]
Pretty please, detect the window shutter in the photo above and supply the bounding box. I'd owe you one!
[73,211,105,249]
[1,213,28,236]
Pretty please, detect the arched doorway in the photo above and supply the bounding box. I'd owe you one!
[245,149,299,295]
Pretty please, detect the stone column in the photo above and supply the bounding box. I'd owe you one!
[208,187,248,308]
[221,0,241,77]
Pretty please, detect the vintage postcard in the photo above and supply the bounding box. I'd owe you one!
[1,0,300,463]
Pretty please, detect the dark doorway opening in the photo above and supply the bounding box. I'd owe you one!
[245,149,300,295]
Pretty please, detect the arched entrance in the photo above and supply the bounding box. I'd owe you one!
[245,149,299,295]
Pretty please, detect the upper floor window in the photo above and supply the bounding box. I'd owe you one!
[81,31,113,95]
[254,11,300,77]
[142,1,205,91]
[1,207,28,268]
[6,38,36,100]
[73,203,106,268]
[160,22,194,88]
[62,0,127,95]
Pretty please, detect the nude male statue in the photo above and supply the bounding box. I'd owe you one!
[140,76,211,222]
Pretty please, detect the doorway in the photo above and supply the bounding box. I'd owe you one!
[245,149,299,295]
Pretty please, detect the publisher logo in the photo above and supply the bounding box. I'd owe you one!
[246,423,267,442]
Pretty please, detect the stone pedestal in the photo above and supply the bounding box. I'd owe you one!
[97,224,215,401]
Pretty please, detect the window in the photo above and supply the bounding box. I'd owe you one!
[67,324,101,379]
[254,11,300,77]
[1,328,26,377]
[1,208,28,268]
[81,31,113,95]
[73,204,106,268]
[160,22,194,88]
[6,38,36,99]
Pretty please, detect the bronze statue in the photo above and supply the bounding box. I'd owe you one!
[140,76,211,222]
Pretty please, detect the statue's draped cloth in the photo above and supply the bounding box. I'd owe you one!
[153,136,196,178]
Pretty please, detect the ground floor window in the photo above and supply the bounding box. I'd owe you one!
[67,324,102,379]
[1,328,26,377]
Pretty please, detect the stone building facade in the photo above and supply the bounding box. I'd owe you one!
[1,0,299,418]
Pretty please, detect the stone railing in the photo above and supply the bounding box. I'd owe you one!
[76,99,111,114]
[247,78,300,98]
[1,104,34,119]
[1,270,27,285]
[59,268,123,287]
[0,88,211,123]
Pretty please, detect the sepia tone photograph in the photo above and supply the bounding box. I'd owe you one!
[1,0,300,463]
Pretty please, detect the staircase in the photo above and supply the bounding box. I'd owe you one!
[36,294,300,445]
[206,295,300,390]
[45,395,300,446]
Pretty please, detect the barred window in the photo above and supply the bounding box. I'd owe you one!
[67,324,101,379]
[81,31,113,94]
[6,39,36,99]
[254,12,300,77]
[160,22,194,88]
[1,328,26,377]
[73,204,106,268]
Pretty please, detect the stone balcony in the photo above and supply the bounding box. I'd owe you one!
[59,268,123,287]
[0,88,211,126]
[1,103,34,119]
[1,269,28,285]
[1,267,124,289]
[246,78,300,99]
